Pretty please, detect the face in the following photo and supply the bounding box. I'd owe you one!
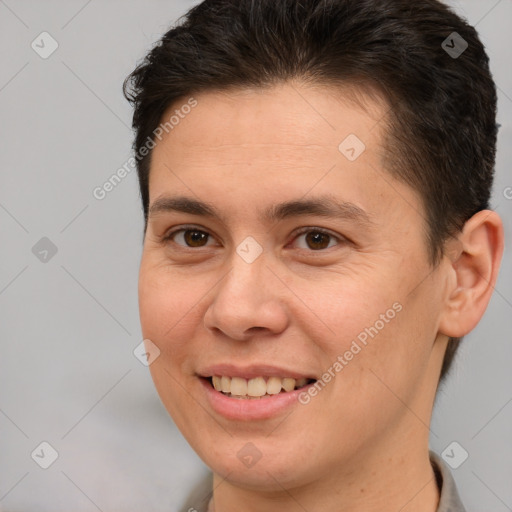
[138,83,449,490]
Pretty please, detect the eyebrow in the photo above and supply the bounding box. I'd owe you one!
[148,195,374,227]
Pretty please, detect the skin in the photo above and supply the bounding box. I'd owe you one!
[138,82,504,512]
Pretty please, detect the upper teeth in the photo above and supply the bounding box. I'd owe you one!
[212,376,309,397]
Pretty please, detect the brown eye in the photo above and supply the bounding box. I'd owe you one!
[165,228,213,248]
[293,229,342,251]
[304,231,331,250]
[183,230,209,247]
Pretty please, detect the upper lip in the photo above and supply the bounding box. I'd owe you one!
[197,363,317,381]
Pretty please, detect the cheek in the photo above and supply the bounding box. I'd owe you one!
[138,261,202,427]
[292,266,402,353]
[300,266,435,408]
[138,260,201,376]
[139,258,193,335]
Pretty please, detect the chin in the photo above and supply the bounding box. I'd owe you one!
[189,432,320,491]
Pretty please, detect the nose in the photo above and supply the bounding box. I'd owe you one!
[203,250,289,341]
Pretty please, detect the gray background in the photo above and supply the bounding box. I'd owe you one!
[0,1,510,511]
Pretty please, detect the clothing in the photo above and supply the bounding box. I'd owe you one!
[186,450,466,512]
[430,450,467,512]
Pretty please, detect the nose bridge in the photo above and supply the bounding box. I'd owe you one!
[217,232,269,297]
[221,243,269,308]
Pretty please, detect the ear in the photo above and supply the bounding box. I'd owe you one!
[438,210,504,338]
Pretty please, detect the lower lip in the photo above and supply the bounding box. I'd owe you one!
[199,378,314,421]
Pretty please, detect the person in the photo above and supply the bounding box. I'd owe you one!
[123,1,504,510]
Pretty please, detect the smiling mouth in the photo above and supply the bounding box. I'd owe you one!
[205,375,316,399]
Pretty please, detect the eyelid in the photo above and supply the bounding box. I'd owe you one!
[292,226,342,240]
[290,226,346,249]
[162,224,348,250]
[162,224,218,245]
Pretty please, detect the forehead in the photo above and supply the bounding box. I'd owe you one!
[149,82,390,195]
[147,82,425,236]
[154,82,387,158]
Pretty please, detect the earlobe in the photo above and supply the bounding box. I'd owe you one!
[438,210,504,338]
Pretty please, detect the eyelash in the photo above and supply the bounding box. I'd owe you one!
[161,225,346,251]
